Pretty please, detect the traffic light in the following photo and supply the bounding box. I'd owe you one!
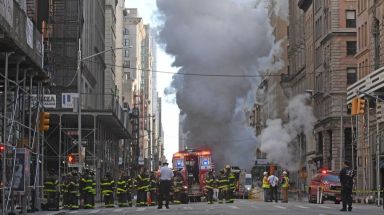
[39,112,50,132]
[351,98,358,116]
[0,144,4,152]
[67,154,75,164]
[357,98,366,115]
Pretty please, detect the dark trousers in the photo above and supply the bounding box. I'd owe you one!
[137,190,147,206]
[150,190,158,205]
[47,192,59,210]
[158,180,171,208]
[263,188,270,202]
[270,186,278,202]
[83,192,95,208]
[341,187,353,209]
[127,191,133,206]
[117,193,128,207]
[206,189,213,203]
[218,189,226,203]
[62,192,69,208]
[69,193,79,209]
[226,189,234,203]
[104,193,114,207]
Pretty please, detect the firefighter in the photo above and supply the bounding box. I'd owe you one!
[101,172,115,208]
[43,170,59,210]
[281,171,289,203]
[205,169,215,204]
[68,171,80,210]
[225,165,236,203]
[116,173,129,207]
[173,171,184,204]
[127,173,134,207]
[81,169,95,209]
[149,172,158,206]
[135,167,150,207]
[217,169,228,204]
[61,173,70,209]
[262,171,271,202]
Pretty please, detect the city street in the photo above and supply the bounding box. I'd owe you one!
[38,200,383,215]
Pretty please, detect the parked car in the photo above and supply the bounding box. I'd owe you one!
[308,170,342,204]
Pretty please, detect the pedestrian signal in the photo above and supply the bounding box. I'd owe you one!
[67,154,75,164]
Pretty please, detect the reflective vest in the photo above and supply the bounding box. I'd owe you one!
[217,174,228,190]
[81,175,95,195]
[135,174,150,192]
[44,176,58,193]
[116,178,127,194]
[173,175,184,192]
[281,176,289,188]
[227,172,236,190]
[150,177,158,191]
[205,174,215,190]
[101,177,115,196]
[262,176,270,189]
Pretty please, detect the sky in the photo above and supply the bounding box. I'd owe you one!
[125,0,179,163]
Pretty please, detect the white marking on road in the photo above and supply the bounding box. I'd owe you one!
[136,207,146,212]
[113,208,124,212]
[273,205,287,210]
[69,211,79,214]
[228,205,239,209]
[88,209,100,214]
[296,205,309,209]
[250,205,259,209]
[183,206,193,210]
[318,205,331,209]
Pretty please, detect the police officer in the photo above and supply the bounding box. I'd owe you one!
[281,171,289,203]
[116,173,129,207]
[217,169,228,204]
[68,171,80,210]
[135,167,150,207]
[224,165,235,203]
[262,172,270,202]
[339,161,355,212]
[205,169,215,204]
[173,171,184,204]
[149,172,158,206]
[101,172,115,208]
[126,173,134,207]
[81,169,95,209]
[43,170,59,210]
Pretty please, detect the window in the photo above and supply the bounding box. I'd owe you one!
[346,41,356,56]
[346,10,356,28]
[347,68,357,85]
[124,39,130,46]
[124,50,129,57]
[124,28,129,35]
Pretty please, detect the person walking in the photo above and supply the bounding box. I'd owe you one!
[262,172,271,202]
[339,161,355,212]
[224,165,236,203]
[158,162,173,209]
[268,171,279,203]
[281,171,289,203]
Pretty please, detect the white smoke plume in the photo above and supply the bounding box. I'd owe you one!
[156,0,288,169]
[259,94,316,171]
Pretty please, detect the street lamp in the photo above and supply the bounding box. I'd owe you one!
[76,45,130,173]
[304,89,344,171]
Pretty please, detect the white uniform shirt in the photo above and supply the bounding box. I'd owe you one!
[159,166,174,181]
[268,175,279,187]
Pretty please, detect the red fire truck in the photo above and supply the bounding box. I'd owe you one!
[172,148,213,202]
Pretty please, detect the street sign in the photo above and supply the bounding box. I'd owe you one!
[255,159,269,165]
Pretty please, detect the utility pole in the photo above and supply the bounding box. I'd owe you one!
[77,38,83,173]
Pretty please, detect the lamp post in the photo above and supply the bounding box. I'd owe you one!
[305,90,344,171]
[76,43,129,173]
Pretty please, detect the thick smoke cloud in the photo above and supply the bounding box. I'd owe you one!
[156,0,288,169]
[259,95,316,171]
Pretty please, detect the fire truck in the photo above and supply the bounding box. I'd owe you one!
[172,148,213,202]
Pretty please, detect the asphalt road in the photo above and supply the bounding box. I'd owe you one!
[38,200,384,215]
